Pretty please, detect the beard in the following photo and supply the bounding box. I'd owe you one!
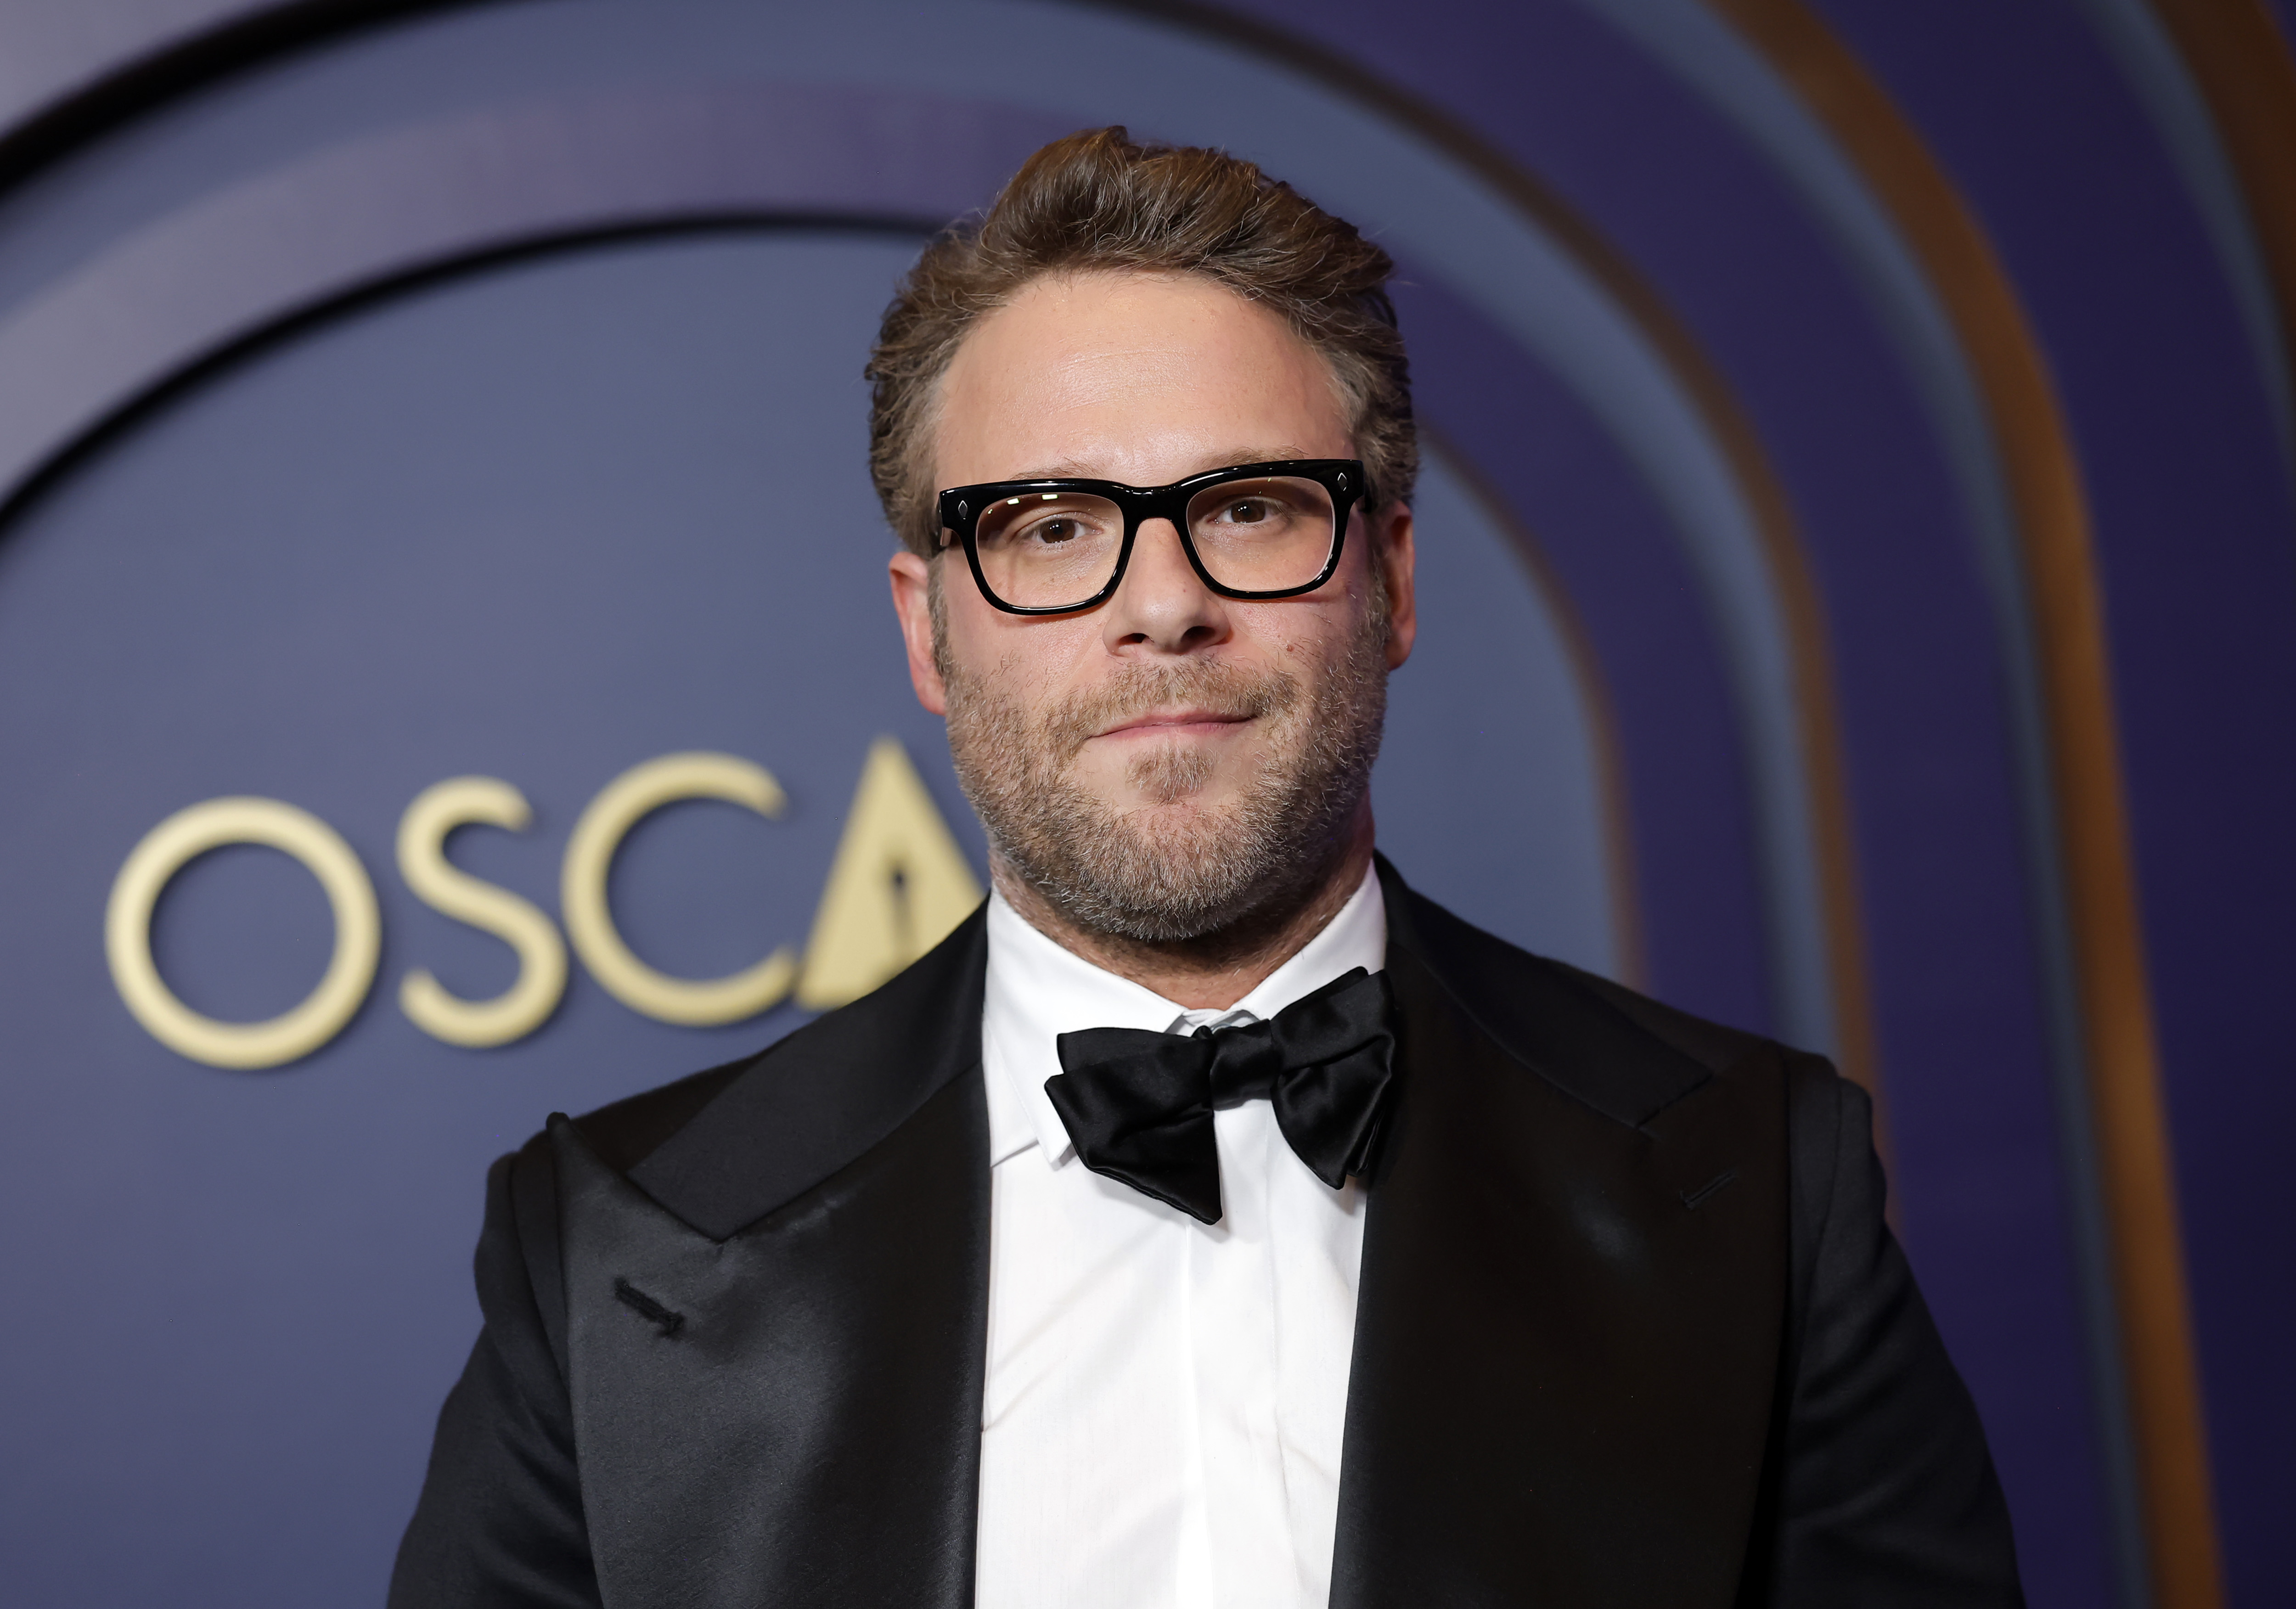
[939,594,1390,946]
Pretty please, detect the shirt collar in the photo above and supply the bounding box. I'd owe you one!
[981,861,1388,1169]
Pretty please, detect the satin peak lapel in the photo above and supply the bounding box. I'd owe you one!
[1333,861,1789,1608]
[556,909,992,1609]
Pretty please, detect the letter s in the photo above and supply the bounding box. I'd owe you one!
[396,777,567,1047]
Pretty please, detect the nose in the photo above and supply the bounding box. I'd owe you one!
[1101,517,1230,655]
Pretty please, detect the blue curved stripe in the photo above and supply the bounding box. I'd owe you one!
[2069,0,2295,477]
[1566,0,2147,1595]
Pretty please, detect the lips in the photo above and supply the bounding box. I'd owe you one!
[1039,660,1295,760]
[1093,708,1255,739]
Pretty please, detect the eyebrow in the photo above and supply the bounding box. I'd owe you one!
[997,447,1312,483]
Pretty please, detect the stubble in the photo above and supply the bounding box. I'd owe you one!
[937,582,1390,951]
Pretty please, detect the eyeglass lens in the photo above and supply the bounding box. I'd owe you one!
[971,476,1339,610]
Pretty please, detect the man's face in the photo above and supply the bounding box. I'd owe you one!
[889,270,1416,942]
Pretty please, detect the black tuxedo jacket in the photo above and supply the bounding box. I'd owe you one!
[391,860,2020,1606]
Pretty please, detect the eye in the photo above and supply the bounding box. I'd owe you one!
[1221,498,1276,524]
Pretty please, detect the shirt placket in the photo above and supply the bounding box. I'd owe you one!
[1185,1101,1301,1607]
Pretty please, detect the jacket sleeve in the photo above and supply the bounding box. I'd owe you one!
[1760,1057,2025,1607]
[389,1135,601,1608]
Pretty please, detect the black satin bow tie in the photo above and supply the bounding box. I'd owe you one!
[1046,966,1396,1225]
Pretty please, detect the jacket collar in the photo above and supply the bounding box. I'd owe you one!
[572,861,1784,1609]
[1374,852,1717,1125]
[1336,855,1787,1607]
[620,852,1723,1244]
[556,906,994,1609]
[625,900,989,1240]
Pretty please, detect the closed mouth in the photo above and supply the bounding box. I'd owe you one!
[1093,707,1254,739]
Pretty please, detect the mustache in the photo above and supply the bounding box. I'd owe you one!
[1038,659,1300,758]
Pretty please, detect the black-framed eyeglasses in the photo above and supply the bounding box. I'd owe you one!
[935,459,1367,615]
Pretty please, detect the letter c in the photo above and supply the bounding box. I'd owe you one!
[561,753,798,1025]
[396,777,568,1047]
[104,797,380,1069]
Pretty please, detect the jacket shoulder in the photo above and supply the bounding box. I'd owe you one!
[1379,856,1769,1127]
[1542,955,1770,1076]
[570,1056,756,1176]
[556,901,989,1239]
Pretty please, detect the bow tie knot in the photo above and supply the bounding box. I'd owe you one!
[1191,1014,1287,1105]
[1047,967,1396,1224]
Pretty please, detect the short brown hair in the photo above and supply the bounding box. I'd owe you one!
[865,126,1417,557]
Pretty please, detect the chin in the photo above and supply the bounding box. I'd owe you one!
[1109,739,1251,811]
[1119,790,1232,823]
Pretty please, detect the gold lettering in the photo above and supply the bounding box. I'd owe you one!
[104,797,380,1068]
[561,753,798,1025]
[395,777,567,1047]
[798,736,983,1009]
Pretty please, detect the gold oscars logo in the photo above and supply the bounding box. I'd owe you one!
[104,736,981,1069]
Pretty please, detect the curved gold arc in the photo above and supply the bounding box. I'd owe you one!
[1109,0,1884,1119]
[2148,0,2296,450]
[1703,3,2223,1603]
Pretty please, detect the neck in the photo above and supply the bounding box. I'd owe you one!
[991,803,1377,1011]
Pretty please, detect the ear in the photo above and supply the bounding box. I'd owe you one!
[1374,501,1417,670]
[888,547,947,715]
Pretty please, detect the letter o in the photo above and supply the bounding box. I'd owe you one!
[105,797,381,1069]
[561,753,798,1025]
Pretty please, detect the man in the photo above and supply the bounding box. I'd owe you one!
[392,129,2020,1607]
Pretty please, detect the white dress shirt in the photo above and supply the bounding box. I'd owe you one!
[974,863,1387,1609]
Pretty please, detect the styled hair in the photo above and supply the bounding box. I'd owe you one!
[865,126,1417,557]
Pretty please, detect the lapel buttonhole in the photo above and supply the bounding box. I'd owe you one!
[613,1276,687,1337]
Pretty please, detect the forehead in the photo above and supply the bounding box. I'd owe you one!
[934,270,1350,485]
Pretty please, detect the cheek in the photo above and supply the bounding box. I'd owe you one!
[944,604,1098,701]
[1238,597,1362,672]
